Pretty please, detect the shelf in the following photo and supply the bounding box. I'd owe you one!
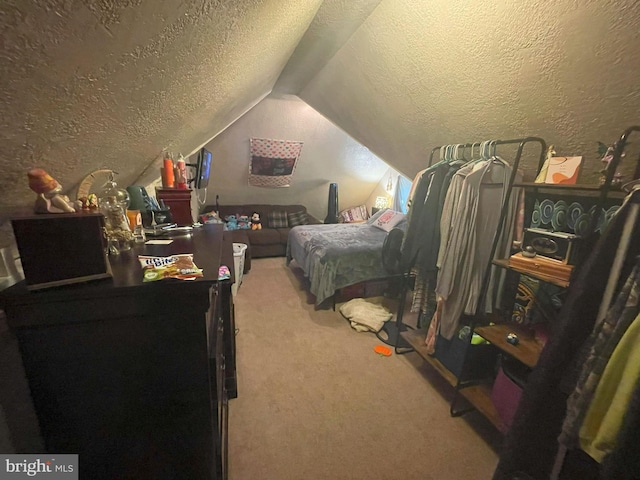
[513,183,628,199]
[401,329,457,387]
[458,383,505,432]
[401,329,504,431]
[514,182,604,190]
[493,258,570,288]
[474,324,543,368]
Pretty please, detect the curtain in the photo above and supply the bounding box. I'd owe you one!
[393,175,411,214]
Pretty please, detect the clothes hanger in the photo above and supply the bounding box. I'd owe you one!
[481,140,512,186]
[469,142,480,161]
[453,144,466,162]
[488,140,509,166]
[460,142,484,168]
[460,143,468,162]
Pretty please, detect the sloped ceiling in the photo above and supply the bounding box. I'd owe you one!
[0,0,324,225]
[1,0,639,247]
[299,0,640,179]
[273,0,383,95]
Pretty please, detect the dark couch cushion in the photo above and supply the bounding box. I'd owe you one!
[267,210,289,228]
[277,228,291,244]
[247,228,280,246]
[204,204,321,225]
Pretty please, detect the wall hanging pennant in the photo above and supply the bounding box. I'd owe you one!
[249,137,304,187]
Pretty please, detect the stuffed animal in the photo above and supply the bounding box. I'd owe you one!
[200,210,224,224]
[224,214,238,231]
[251,212,262,230]
[237,214,251,230]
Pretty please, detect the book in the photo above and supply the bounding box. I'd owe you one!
[544,156,583,184]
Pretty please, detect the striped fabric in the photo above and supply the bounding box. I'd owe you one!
[287,211,309,227]
[268,211,289,228]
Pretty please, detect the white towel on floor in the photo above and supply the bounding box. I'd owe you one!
[339,298,393,333]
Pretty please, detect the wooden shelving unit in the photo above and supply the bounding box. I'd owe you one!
[474,324,544,368]
[459,384,505,432]
[401,328,504,431]
[492,258,570,288]
[512,182,627,198]
[401,329,457,386]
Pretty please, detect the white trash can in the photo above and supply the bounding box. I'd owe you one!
[232,243,247,296]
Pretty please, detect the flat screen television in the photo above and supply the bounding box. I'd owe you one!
[189,148,212,189]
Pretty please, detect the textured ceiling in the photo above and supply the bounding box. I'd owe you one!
[300,0,640,180]
[1,0,639,248]
[273,0,383,94]
[0,0,323,224]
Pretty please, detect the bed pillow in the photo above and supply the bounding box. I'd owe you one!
[339,205,369,223]
[370,210,406,232]
[366,208,389,225]
[268,211,289,228]
[287,211,309,227]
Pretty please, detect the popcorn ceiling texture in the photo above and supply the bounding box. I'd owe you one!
[300,0,640,182]
[273,0,384,95]
[0,0,639,247]
[0,0,322,230]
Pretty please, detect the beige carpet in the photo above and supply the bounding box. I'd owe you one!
[229,257,501,480]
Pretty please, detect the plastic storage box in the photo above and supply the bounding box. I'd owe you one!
[232,243,247,296]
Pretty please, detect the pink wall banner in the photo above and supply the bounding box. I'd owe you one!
[249,138,304,187]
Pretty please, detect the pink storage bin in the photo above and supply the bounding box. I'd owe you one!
[491,357,530,433]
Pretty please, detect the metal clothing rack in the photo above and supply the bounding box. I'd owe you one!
[393,136,547,352]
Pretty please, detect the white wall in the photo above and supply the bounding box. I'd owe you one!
[200,94,391,220]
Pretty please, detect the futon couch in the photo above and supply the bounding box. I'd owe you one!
[201,204,321,273]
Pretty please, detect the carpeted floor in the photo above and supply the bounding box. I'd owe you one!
[228,257,501,480]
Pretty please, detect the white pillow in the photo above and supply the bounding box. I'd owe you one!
[371,210,405,232]
[339,205,369,223]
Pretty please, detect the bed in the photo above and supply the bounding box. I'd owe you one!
[286,210,406,305]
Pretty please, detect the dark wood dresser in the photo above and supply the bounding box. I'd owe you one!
[0,224,236,480]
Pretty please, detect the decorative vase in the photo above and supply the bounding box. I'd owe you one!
[98,174,133,254]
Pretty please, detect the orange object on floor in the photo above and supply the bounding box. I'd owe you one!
[374,345,392,356]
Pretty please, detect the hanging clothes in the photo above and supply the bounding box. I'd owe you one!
[401,163,450,272]
[436,159,521,340]
[415,161,465,275]
[401,167,433,268]
[406,167,428,212]
[558,260,640,450]
[405,160,466,317]
[579,310,640,463]
[601,374,640,479]
[436,163,474,270]
[493,189,640,480]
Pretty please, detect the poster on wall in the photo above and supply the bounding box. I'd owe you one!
[249,137,304,187]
